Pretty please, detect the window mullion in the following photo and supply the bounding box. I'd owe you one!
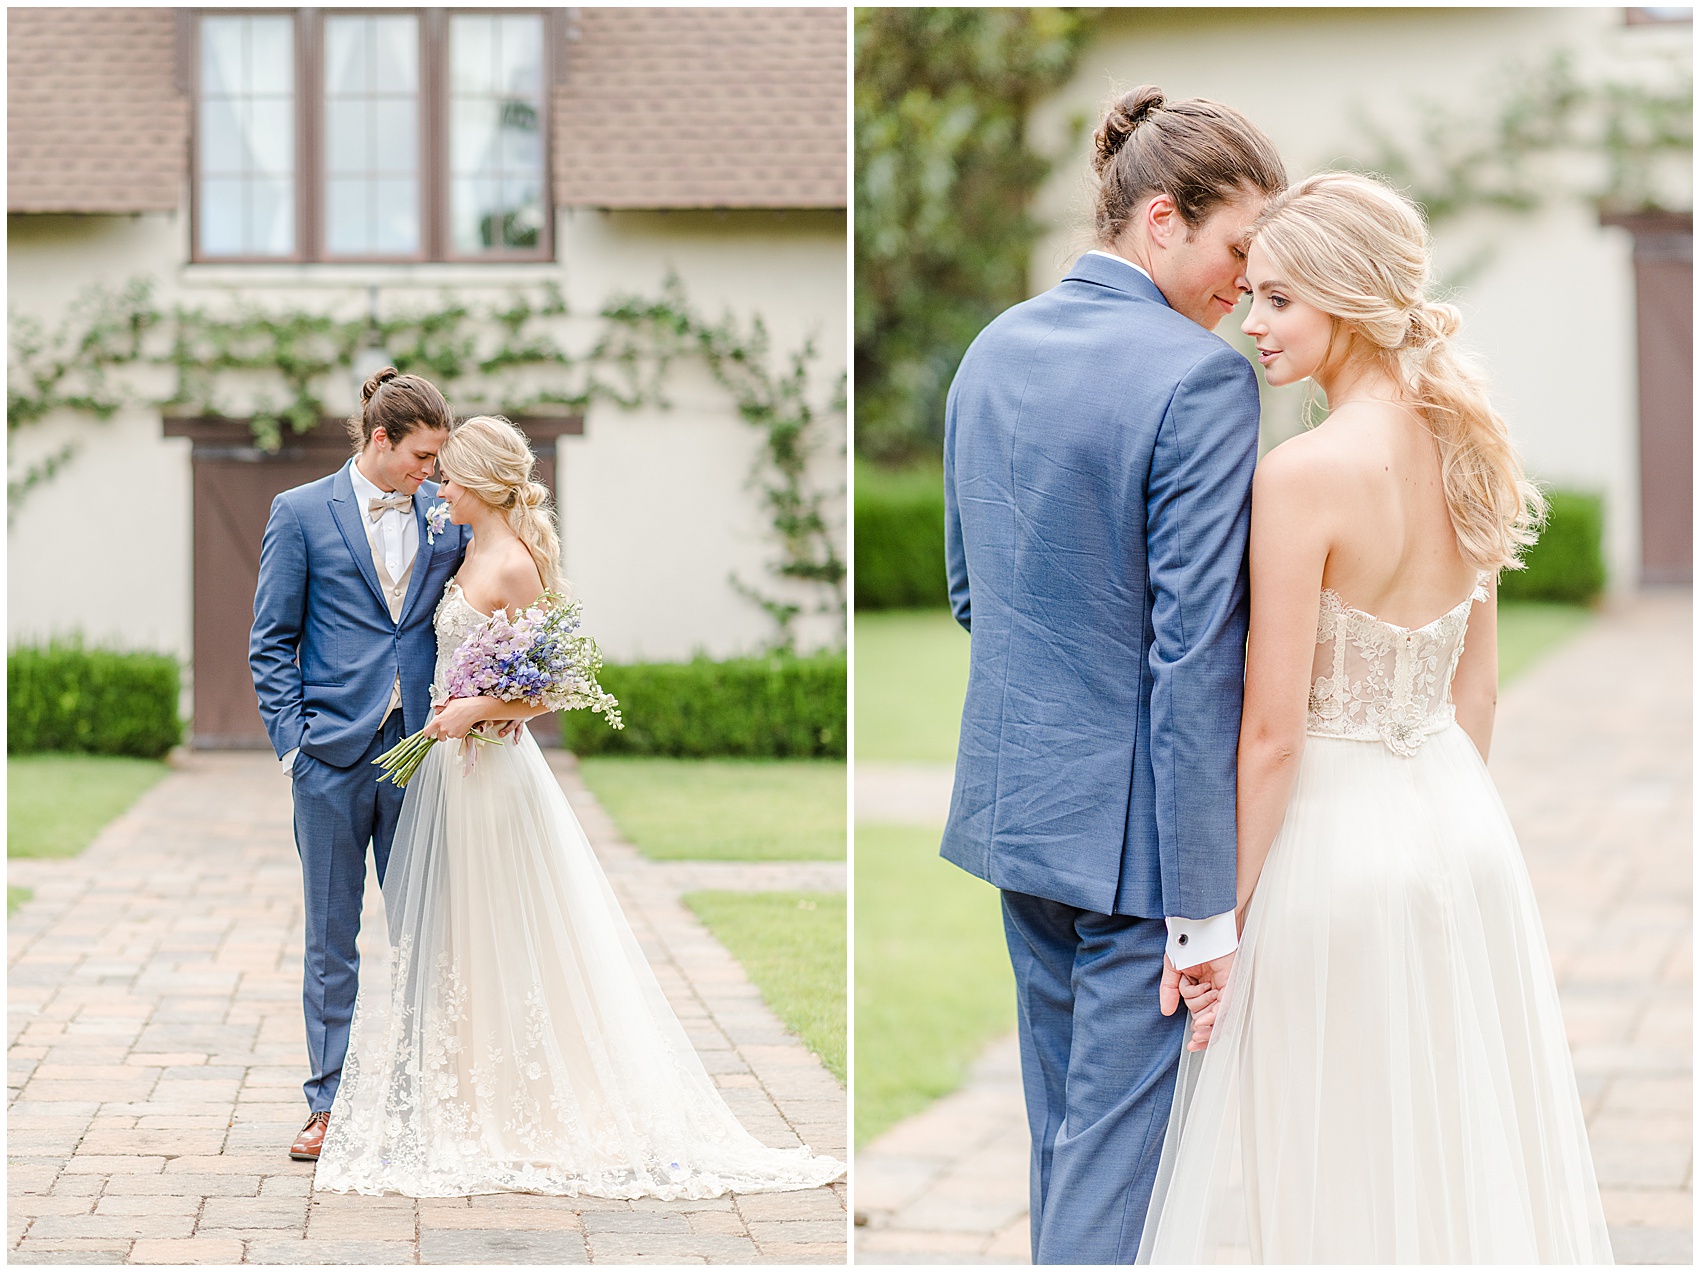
[422,8,444,263]
[299,9,321,262]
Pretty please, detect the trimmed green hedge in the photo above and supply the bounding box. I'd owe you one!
[855,460,947,611]
[561,653,846,758]
[9,641,183,758]
[855,462,1608,610]
[1502,490,1606,604]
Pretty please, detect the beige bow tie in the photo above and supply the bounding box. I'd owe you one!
[367,493,412,522]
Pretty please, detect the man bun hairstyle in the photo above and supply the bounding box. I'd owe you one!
[435,414,565,596]
[1092,84,1167,175]
[347,367,455,453]
[1247,171,1546,572]
[1093,84,1287,246]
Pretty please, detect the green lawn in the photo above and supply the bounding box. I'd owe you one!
[579,758,847,1084]
[8,754,170,859]
[854,611,970,763]
[1497,600,1594,684]
[685,890,846,1081]
[855,600,1590,765]
[851,598,1593,1147]
[854,824,1014,1146]
[577,758,845,861]
[9,886,33,916]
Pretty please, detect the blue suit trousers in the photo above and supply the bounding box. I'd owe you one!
[291,713,405,1113]
[1002,890,1184,1264]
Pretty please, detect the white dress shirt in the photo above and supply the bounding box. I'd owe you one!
[1087,248,1240,967]
[282,459,419,776]
[348,458,419,583]
[1084,247,1155,283]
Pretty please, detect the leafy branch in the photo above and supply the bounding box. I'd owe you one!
[855,7,1101,464]
[8,276,845,649]
[1347,49,1692,227]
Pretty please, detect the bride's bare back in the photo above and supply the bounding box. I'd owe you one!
[1244,397,1499,763]
[1301,398,1480,625]
[1230,388,1502,921]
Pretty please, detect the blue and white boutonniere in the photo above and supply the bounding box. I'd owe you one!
[425,500,451,545]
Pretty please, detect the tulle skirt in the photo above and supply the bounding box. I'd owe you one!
[1139,725,1612,1263]
[314,728,844,1199]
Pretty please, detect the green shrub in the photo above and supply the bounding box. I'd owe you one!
[856,460,948,610]
[1501,490,1606,604]
[561,653,846,758]
[8,641,183,758]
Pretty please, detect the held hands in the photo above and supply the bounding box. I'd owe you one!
[1160,952,1235,1053]
[425,697,520,742]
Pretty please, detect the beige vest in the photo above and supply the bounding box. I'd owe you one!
[363,516,415,723]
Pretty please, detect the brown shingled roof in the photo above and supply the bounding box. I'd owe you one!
[9,7,846,217]
[8,8,189,214]
[555,7,846,210]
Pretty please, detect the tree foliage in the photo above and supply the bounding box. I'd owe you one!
[1351,49,1692,226]
[854,7,1098,465]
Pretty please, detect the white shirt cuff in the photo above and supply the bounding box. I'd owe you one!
[1165,909,1238,968]
[280,748,298,774]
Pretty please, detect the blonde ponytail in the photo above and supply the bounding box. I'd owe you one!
[1396,299,1545,569]
[1250,173,1545,572]
[437,415,566,596]
[505,476,566,598]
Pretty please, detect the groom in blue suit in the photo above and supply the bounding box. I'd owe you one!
[250,371,469,1161]
[941,90,1286,1261]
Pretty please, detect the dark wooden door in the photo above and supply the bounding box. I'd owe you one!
[168,415,580,749]
[174,420,355,748]
[1606,212,1693,585]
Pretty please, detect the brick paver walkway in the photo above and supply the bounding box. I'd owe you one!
[855,589,1692,1264]
[8,751,846,1264]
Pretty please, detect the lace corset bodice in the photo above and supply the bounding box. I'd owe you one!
[428,581,488,705]
[1306,575,1490,757]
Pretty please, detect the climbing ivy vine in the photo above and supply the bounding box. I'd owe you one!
[7,276,844,649]
[1349,49,1692,228]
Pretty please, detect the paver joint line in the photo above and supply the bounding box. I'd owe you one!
[855,591,1692,1264]
[11,749,846,1264]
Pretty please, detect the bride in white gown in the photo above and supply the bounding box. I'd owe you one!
[1138,174,1612,1262]
[315,414,844,1200]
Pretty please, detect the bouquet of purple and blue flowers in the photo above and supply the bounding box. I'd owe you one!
[375,590,622,786]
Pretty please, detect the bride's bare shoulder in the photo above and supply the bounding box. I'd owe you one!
[1254,426,1358,501]
[1257,406,1406,499]
[458,538,545,614]
[489,539,546,608]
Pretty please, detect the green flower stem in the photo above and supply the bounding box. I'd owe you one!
[373,727,499,787]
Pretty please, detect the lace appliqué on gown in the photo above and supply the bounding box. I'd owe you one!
[426,580,485,708]
[1138,574,1613,1262]
[1306,575,1490,756]
[315,582,844,1199]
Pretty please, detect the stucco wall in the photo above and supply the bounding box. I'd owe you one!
[1028,6,1689,591]
[7,205,846,665]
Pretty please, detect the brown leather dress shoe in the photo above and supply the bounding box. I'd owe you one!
[290,1111,330,1161]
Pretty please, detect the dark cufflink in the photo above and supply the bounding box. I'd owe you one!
[1177,933,1189,946]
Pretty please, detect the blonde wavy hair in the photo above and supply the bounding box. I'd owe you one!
[1248,171,1545,572]
[437,414,565,595]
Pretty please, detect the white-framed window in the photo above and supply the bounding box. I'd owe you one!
[192,9,554,263]
[197,14,296,257]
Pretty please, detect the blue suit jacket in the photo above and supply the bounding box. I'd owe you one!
[941,254,1260,918]
[250,460,470,770]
